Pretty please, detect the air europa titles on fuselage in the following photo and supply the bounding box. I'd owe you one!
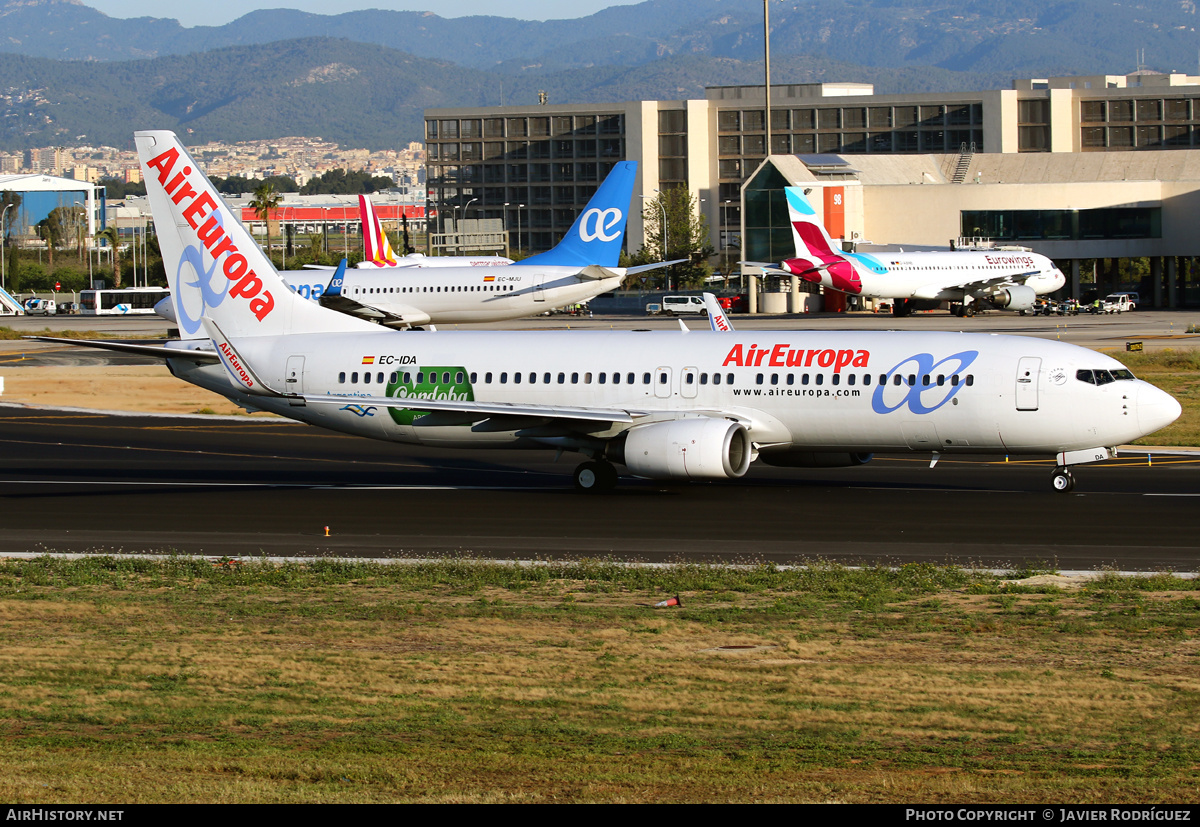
[145,147,275,322]
[723,344,870,371]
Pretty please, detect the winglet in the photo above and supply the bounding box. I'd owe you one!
[201,317,283,397]
[703,292,734,332]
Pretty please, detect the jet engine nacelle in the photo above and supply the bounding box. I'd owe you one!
[989,284,1036,312]
[614,418,752,480]
[758,451,874,468]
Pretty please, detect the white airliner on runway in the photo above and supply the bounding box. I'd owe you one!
[750,188,1066,317]
[36,131,1181,494]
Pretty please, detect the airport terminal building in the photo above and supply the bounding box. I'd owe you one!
[425,71,1200,308]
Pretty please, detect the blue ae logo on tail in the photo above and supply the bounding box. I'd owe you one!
[518,161,636,268]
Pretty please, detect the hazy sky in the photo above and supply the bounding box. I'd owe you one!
[87,1,642,28]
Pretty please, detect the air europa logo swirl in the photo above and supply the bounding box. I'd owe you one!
[578,208,623,243]
[146,145,276,330]
[871,351,979,415]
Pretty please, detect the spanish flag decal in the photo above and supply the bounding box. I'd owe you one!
[362,356,376,365]
[483,275,495,282]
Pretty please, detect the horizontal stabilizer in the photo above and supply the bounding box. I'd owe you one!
[625,259,688,275]
[25,336,219,362]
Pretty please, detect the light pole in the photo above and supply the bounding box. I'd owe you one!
[516,203,525,257]
[722,200,732,286]
[461,197,477,254]
[503,202,510,259]
[1,203,13,293]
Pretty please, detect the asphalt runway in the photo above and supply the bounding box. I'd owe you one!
[1,406,1197,571]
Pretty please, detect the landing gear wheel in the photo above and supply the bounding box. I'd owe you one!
[1051,467,1075,493]
[574,460,618,493]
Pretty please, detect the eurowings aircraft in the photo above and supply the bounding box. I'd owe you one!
[34,131,1181,494]
[315,161,676,327]
[356,194,512,269]
[751,187,1066,317]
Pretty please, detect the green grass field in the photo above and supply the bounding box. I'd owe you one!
[1109,349,1200,445]
[0,557,1197,803]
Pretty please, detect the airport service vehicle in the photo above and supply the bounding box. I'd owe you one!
[23,298,55,316]
[35,131,1182,495]
[661,296,708,316]
[281,163,678,328]
[79,287,171,315]
[749,188,1066,318]
[1105,293,1136,312]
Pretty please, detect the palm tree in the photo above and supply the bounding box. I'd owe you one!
[249,183,282,257]
[96,226,121,287]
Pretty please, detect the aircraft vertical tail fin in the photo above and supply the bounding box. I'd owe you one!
[519,161,636,268]
[360,194,398,267]
[135,130,378,340]
[785,187,842,260]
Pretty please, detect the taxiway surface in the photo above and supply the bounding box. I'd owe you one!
[1,406,1196,570]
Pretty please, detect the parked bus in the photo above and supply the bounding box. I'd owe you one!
[78,287,170,315]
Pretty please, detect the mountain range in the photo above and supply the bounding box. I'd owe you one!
[0,0,1195,150]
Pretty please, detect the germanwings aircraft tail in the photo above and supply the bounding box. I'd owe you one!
[360,194,398,267]
[519,161,637,268]
[135,130,377,341]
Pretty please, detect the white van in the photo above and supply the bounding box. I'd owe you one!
[23,298,56,316]
[660,295,707,316]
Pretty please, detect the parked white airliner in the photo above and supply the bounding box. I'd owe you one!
[35,131,1181,494]
[751,188,1066,317]
[306,162,677,327]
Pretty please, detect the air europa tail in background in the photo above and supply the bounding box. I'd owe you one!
[136,130,377,341]
[517,161,637,268]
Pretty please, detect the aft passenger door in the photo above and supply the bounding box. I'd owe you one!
[1015,356,1041,411]
[285,355,305,406]
[533,273,545,303]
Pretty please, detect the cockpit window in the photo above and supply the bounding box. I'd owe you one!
[1112,369,1135,381]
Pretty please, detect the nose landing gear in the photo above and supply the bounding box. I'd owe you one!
[1051,467,1076,493]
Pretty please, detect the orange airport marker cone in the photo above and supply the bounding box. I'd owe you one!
[654,595,682,608]
[324,526,330,537]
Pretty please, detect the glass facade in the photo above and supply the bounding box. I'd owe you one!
[1079,96,1200,150]
[961,208,1162,241]
[425,113,625,252]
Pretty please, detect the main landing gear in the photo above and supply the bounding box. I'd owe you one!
[574,460,619,493]
[1051,467,1076,493]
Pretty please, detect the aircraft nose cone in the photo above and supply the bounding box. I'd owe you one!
[1138,382,1182,437]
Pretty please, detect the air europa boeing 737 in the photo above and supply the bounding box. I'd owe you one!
[33,131,1180,494]
[750,188,1066,317]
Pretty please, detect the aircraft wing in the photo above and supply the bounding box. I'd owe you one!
[24,336,220,362]
[317,292,431,328]
[302,392,641,424]
[912,271,1042,300]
